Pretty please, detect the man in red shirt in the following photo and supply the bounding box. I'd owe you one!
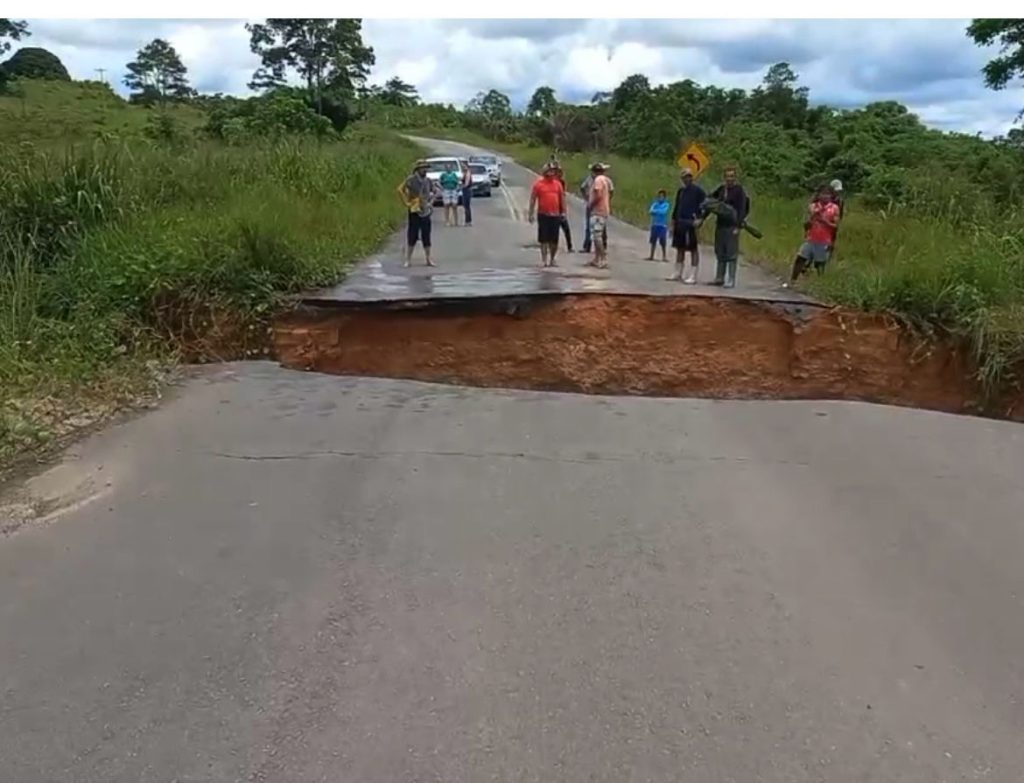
[785,185,839,286]
[528,163,566,267]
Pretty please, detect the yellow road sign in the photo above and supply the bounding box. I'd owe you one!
[676,142,710,179]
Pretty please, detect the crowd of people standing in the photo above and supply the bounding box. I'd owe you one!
[398,153,845,289]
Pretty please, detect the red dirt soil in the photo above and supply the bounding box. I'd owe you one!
[272,295,1024,420]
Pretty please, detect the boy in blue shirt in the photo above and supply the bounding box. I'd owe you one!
[647,189,671,261]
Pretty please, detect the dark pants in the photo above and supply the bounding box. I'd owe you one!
[407,212,432,248]
[462,186,473,225]
[713,226,739,284]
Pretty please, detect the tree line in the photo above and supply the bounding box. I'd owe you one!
[357,22,1024,220]
[2,17,1023,208]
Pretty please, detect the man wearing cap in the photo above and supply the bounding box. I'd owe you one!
[586,162,613,268]
[397,159,440,267]
[528,162,567,267]
[670,167,706,284]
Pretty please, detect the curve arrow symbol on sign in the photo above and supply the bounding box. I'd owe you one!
[686,153,702,173]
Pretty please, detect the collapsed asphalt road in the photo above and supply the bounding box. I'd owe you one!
[2,139,1024,782]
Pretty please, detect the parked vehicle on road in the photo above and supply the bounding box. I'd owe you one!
[469,154,501,185]
[468,163,492,197]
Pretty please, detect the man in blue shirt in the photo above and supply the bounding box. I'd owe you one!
[646,189,671,261]
[670,168,706,283]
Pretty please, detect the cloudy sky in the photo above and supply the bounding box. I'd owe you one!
[17,18,1024,137]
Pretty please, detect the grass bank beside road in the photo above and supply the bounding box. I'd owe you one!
[1,126,416,471]
[415,126,1024,401]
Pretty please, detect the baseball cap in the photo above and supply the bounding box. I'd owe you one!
[680,167,694,177]
[830,179,843,191]
[413,159,428,171]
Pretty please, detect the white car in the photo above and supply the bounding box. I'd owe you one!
[469,154,502,186]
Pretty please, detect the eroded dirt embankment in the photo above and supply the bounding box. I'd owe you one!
[272,294,1023,420]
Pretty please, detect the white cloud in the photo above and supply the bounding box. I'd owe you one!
[560,43,665,95]
[13,17,1023,136]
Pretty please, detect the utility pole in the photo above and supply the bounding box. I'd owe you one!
[95,68,107,84]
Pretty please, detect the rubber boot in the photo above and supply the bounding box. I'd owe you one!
[713,259,726,285]
[724,260,737,288]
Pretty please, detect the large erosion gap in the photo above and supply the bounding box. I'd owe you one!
[272,294,1023,420]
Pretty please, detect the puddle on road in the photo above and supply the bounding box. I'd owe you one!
[272,293,1024,420]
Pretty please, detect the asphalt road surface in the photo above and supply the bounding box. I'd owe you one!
[2,141,1024,782]
[308,136,807,306]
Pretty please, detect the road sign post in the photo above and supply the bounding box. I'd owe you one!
[676,142,710,179]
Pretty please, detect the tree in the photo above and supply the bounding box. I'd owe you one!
[2,47,70,81]
[379,76,418,107]
[747,62,809,129]
[611,74,652,114]
[967,20,1024,116]
[245,19,375,112]
[0,18,29,55]
[467,89,512,120]
[526,85,558,117]
[124,38,193,103]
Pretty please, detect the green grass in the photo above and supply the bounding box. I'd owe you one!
[0,79,207,146]
[1,83,419,469]
[413,126,1024,400]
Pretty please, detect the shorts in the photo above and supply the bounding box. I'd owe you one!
[442,189,459,206]
[649,224,668,246]
[589,214,608,243]
[798,241,830,264]
[407,212,432,248]
[672,220,698,250]
[537,214,561,245]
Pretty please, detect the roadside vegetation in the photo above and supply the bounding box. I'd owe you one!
[0,19,414,469]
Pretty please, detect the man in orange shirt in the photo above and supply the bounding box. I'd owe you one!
[528,163,566,267]
[586,162,612,268]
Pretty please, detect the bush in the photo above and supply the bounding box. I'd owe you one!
[205,90,335,142]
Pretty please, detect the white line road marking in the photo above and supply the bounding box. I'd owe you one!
[499,180,520,222]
